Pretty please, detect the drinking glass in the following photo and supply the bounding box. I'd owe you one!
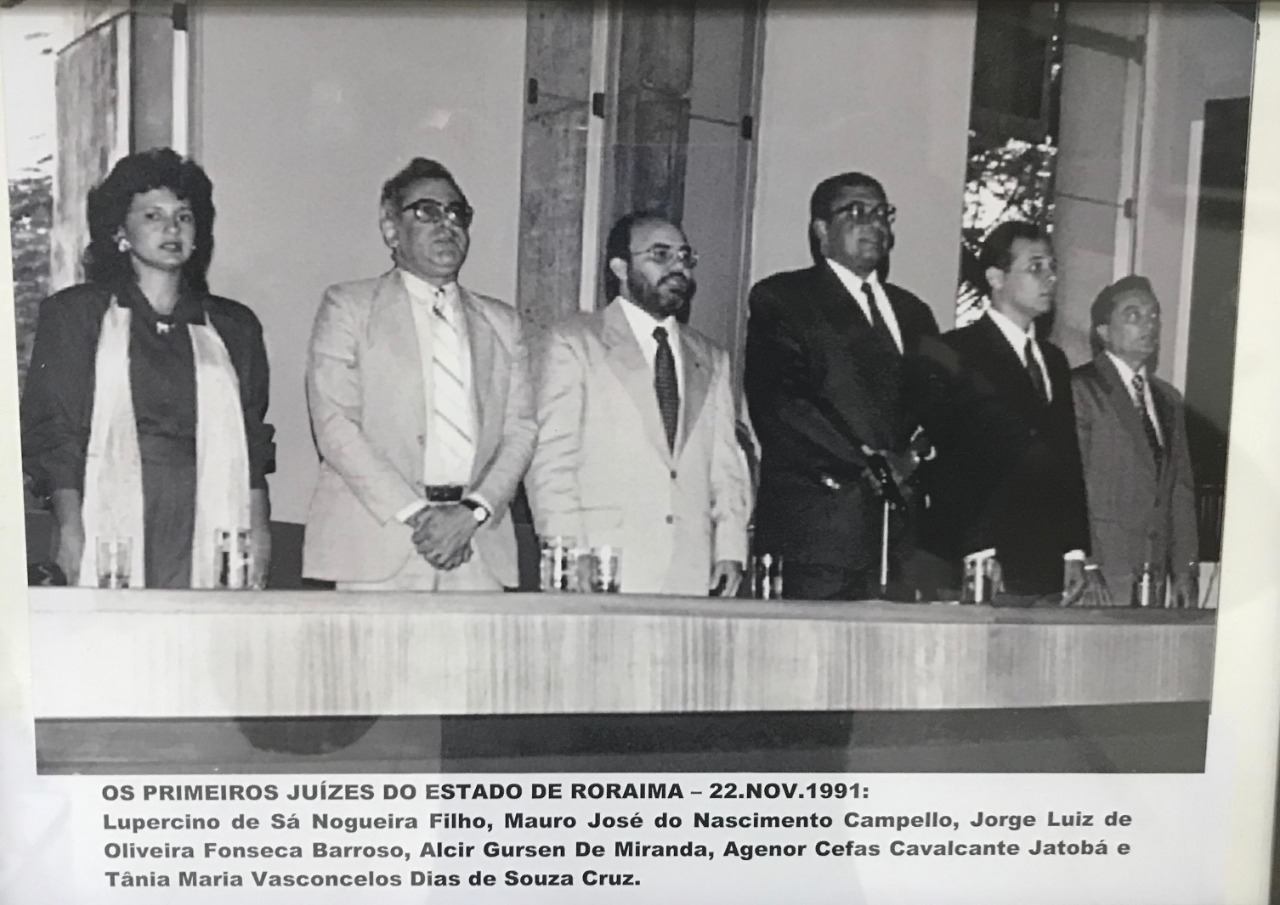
[750,553,784,599]
[587,546,622,593]
[96,537,131,589]
[539,536,578,592]
[1130,562,1168,608]
[216,528,254,590]
[962,550,998,604]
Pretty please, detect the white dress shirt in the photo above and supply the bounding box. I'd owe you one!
[1105,352,1164,446]
[616,296,683,388]
[825,258,904,353]
[986,307,1051,403]
[396,268,482,524]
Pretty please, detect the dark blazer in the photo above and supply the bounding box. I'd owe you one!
[744,262,939,569]
[1071,354,1198,596]
[917,313,1089,595]
[20,280,274,495]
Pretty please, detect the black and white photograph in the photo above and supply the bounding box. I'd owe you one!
[8,1,1280,903]
[2,0,1256,781]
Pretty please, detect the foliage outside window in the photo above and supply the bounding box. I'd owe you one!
[11,174,52,390]
[957,1,1064,326]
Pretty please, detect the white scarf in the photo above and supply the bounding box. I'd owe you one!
[79,297,251,588]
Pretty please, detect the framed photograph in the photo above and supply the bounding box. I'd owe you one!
[1,1,1278,902]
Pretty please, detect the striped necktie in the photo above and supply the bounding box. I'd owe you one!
[430,291,475,476]
[1132,373,1163,467]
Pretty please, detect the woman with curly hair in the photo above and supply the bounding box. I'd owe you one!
[21,148,274,588]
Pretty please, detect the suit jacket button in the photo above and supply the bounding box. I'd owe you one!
[417,434,426,446]
[670,470,678,480]
[1028,428,1037,438]
[820,474,841,490]
[665,515,674,525]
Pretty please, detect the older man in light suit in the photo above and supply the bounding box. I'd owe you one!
[527,212,749,596]
[1072,276,1199,607]
[303,158,535,590]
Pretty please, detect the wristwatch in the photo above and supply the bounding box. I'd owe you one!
[461,498,492,526]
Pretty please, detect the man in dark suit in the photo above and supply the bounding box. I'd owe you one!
[744,172,939,600]
[918,221,1101,601]
[1072,276,1199,607]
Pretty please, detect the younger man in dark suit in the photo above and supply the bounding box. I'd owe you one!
[919,222,1102,601]
[744,172,939,600]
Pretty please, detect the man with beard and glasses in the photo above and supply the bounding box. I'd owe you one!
[527,212,749,596]
[303,158,535,591]
[744,172,939,600]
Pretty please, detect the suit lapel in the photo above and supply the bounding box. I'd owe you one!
[1096,354,1159,478]
[369,272,426,470]
[678,328,712,455]
[815,262,870,337]
[602,301,674,464]
[976,314,1042,415]
[1149,376,1175,475]
[459,288,500,475]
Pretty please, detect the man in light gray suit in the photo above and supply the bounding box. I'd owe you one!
[303,158,535,590]
[1072,276,1198,607]
[527,212,749,596]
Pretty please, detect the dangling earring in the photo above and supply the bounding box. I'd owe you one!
[117,238,130,253]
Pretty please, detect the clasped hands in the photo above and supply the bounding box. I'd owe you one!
[860,429,932,505]
[409,504,478,570]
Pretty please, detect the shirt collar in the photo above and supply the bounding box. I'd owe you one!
[400,268,458,306]
[1105,350,1147,387]
[825,257,879,295]
[615,295,678,339]
[986,307,1037,356]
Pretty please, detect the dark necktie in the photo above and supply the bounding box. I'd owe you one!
[1132,373,1164,467]
[860,284,898,353]
[1024,337,1048,405]
[653,326,679,452]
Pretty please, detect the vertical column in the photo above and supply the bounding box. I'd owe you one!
[515,1,595,345]
[52,6,129,290]
[129,1,174,154]
[52,0,176,291]
[1050,3,1147,365]
[608,3,695,225]
[679,0,760,373]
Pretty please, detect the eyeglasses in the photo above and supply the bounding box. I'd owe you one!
[401,198,474,229]
[629,244,699,268]
[828,201,897,226]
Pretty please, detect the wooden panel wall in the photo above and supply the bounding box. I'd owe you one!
[28,589,1215,720]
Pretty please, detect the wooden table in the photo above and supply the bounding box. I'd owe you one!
[27,589,1216,773]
